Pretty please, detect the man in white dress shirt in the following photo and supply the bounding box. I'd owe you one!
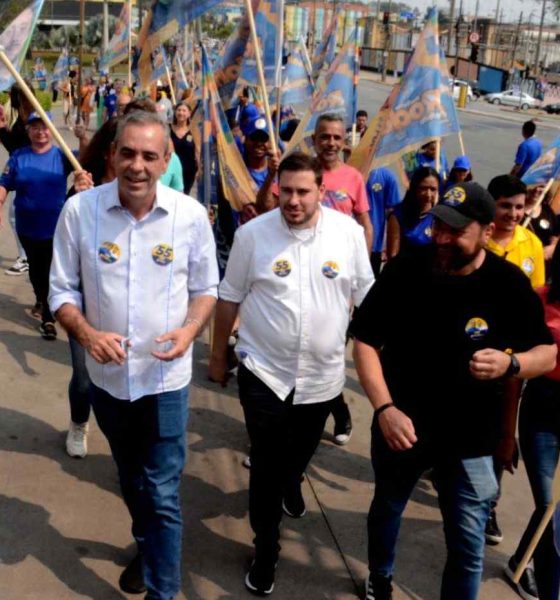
[49,110,219,600]
[209,152,374,596]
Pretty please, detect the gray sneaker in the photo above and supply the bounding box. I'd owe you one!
[5,257,28,275]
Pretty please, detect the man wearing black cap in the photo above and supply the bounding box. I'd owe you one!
[350,182,557,600]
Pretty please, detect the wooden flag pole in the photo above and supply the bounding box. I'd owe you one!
[522,177,555,228]
[165,61,177,105]
[128,0,133,89]
[458,131,466,156]
[0,46,81,171]
[513,460,560,583]
[76,0,86,126]
[243,0,279,156]
[435,138,441,175]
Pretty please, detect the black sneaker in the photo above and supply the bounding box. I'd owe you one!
[119,553,146,594]
[282,484,306,518]
[245,557,276,595]
[333,407,353,445]
[39,322,57,341]
[504,555,539,600]
[364,574,393,600]
[485,510,503,545]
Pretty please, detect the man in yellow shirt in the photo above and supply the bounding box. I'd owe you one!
[487,174,545,289]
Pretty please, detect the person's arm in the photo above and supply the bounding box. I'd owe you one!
[494,377,522,473]
[386,212,401,258]
[0,185,8,227]
[255,151,280,214]
[208,299,241,386]
[544,236,559,261]
[469,344,557,381]
[511,143,525,176]
[353,340,417,451]
[355,211,373,257]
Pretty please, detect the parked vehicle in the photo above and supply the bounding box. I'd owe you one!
[449,79,474,102]
[484,90,538,110]
[467,79,482,98]
[544,103,560,115]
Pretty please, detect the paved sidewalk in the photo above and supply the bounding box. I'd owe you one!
[0,112,533,600]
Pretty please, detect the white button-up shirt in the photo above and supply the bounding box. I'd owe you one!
[219,206,374,404]
[49,180,219,401]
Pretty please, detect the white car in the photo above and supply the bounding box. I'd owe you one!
[450,79,474,102]
[485,90,538,110]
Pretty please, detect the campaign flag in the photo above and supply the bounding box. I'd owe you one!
[365,7,461,170]
[0,0,45,92]
[213,0,261,109]
[143,45,169,86]
[274,39,315,108]
[286,30,358,154]
[174,51,189,96]
[311,7,340,81]
[522,136,560,187]
[53,48,69,83]
[200,45,257,211]
[137,0,224,88]
[99,1,131,71]
[234,0,282,98]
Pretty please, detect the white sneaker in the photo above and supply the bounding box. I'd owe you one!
[66,421,89,458]
[5,257,29,275]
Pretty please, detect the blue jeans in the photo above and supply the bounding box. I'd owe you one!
[68,336,92,424]
[514,380,560,600]
[368,420,498,600]
[91,384,189,600]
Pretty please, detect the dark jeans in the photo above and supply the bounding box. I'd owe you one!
[514,380,560,600]
[368,419,498,600]
[238,364,336,559]
[91,384,189,600]
[18,235,54,324]
[68,336,92,424]
[370,251,383,278]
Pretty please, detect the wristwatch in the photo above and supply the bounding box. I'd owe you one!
[506,353,521,377]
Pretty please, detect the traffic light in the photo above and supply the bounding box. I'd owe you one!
[469,43,479,63]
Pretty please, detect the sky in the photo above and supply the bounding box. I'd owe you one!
[406,0,556,25]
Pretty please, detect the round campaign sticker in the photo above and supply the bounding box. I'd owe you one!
[539,218,550,230]
[152,243,174,266]
[424,226,433,238]
[272,259,291,277]
[443,186,467,206]
[522,257,535,275]
[98,242,121,264]
[186,134,193,143]
[372,182,383,192]
[465,317,489,340]
[322,261,340,279]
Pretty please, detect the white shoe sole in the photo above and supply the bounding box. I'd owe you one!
[282,499,306,518]
[245,571,274,595]
[334,431,352,445]
[504,565,539,600]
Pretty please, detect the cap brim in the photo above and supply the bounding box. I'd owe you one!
[430,204,473,229]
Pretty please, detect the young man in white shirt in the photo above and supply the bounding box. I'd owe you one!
[209,152,374,596]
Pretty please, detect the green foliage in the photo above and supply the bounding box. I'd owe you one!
[0,92,9,106]
[35,90,52,111]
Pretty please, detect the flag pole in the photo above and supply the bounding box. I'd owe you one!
[165,60,177,105]
[76,0,86,126]
[458,131,466,156]
[128,0,133,89]
[522,177,554,227]
[0,47,81,171]
[243,0,279,156]
[274,0,285,148]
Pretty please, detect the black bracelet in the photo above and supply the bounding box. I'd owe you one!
[376,402,395,416]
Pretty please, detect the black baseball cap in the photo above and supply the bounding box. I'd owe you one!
[431,182,495,228]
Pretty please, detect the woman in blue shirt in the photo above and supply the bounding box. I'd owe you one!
[387,166,441,259]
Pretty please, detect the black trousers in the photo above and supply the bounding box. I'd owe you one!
[238,364,337,559]
[19,235,54,324]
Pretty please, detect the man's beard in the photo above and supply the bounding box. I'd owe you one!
[432,244,481,275]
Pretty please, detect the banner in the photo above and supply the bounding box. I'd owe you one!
[52,48,69,83]
[275,38,314,108]
[200,45,257,212]
[99,1,131,71]
[311,7,340,81]
[522,136,560,187]
[357,7,460,171]
[234,0,283,97]
[286,30,359,154]
[0,0,45,92]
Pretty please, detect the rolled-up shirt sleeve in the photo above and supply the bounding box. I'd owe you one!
[219,227,252,303]
[187,209,219,298]
[351,226,375,307]
[49,195,84,314]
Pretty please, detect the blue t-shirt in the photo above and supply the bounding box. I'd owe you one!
[393,205,434,248]
[406,150,449,182]
[515,137,543,177]
[248,166,269,189]
[104,90,118,118]
[0,146,72,239]
[367,168,401,253]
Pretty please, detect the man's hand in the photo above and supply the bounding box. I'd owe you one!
[470,349,511,380]
[240,202,258,224]
[378,406,417,451]
[494,435,519,474]
[86,331,128,365]
[73,170,94,192]
[267,150,281,177]
[152,327,195,361]
[73,123,87,140]
[208,355,230,387]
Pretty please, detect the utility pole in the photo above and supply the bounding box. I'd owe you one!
[381,0,392,82]
[448,0,456,54]
[511,11,522,70]
[534,0,547,75]
[103,0,109,52]
[453,0,463,83]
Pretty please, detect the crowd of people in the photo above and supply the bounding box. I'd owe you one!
[0,71,559,600]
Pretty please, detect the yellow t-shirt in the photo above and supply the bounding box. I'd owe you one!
[486,225,545,288]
